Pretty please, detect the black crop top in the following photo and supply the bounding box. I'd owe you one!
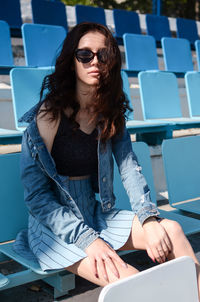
[51,113,98,177]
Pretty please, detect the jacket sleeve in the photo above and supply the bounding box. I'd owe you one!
[112,126,160,225]
[20,130,99,251]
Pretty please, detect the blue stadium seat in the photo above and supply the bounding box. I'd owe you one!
[114,141,200,235]
[176,18,199,46]
[0,152,75,297]
[185,71,200,117]
[0,21,14,70]
[195,40,200,71]
[161,37,193,73]
[121,70,174,145]
[113,9,141,45]
[75,5,106,25]
[123,34,159,76]
[22,23,66,67]
[146,14,171,44]
[31,0,68,31]
[162,136,200,216]
[138,71,200,130]
[0,0,22,37]
[10,67,54,131]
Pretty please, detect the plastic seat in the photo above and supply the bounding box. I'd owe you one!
[161,37,193,73]
[10,67,54,131]
[22,23,66,67]
[123,34,159,75]
[75,5,106,25]
[139,70,200,127]
[113,141,200,236]
[121,70,174,145]
[146,14,171,43]
[0,152,75,297]
[195,40,200,71]
[31,0,68,31]
[0,20,14,71]
[185,71,200,117]
[113,9,141,45]
[176,18,199,46]
[99,256,199,302]
[0,0,22,37]
[162,135,200,216]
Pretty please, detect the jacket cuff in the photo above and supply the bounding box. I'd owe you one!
[136,203,160,225]
[74,229,99,251]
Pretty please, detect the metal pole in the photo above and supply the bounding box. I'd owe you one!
[157,0,162,15]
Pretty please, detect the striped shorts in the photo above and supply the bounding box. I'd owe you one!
[13,177,135,271]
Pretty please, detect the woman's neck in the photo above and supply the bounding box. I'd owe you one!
[76,84,95,110]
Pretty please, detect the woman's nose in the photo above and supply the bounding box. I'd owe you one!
[91,54,99,65]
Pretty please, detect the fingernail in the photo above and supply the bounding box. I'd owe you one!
[104,275,108,282]
[123,263,128,268]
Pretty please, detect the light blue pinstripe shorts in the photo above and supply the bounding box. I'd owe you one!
[14,178,134,271]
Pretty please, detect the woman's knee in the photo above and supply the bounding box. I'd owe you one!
[161,219,184,240]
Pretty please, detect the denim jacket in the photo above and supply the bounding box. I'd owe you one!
[19,102,159,251]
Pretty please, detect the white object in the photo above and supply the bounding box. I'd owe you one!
[98,256,199,302]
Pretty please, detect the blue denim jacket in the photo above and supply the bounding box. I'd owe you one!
[19,103,159,251]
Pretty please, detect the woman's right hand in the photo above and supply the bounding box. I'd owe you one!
[85,238,128,282]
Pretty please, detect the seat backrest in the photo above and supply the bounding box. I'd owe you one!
[0,0,22,29]
[138,71,182,119]
[31,0,68,31]
[22,23,66,67]
[185,71,200,117]
[113,9,141,39]
[114,141,157,210]
[146,14,171,42]
[75,5,106,25]
[98,256,199,302]
[0,153,27,242]
[10,67,54,130]
[120,70,134,120]
[161,37,193,72]
[176,18,199,45]
[123,34,159,71]
[195,40,200,71]
[162,136,200,205]
[0,20,14,66]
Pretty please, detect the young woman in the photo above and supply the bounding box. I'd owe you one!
[14,22,200,295]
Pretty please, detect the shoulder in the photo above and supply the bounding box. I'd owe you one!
[36,103,60,153]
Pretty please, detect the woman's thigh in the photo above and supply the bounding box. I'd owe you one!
[119,215,183,251]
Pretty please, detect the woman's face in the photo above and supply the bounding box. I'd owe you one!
[74,31,106,90]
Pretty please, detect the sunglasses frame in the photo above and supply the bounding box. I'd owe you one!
[75,48,108,64]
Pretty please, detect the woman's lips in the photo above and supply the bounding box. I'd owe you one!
[88,70,99,75]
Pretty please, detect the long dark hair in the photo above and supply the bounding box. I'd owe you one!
[39,22,132,142]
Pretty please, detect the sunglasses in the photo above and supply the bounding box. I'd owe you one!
[75,48,108,64]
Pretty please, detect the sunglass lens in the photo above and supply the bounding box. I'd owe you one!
[76,49,93,63]
[98,49,108,63]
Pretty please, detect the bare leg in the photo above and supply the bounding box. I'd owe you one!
[120,216,200,299]
[66,256,139,286]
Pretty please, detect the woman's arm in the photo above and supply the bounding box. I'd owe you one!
[112,126,160,225]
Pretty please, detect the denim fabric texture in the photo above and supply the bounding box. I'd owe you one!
[19,102,159,251]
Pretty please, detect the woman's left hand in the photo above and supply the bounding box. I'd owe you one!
[142,217,172,264]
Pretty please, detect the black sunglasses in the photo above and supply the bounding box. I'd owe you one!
[75,48,108,64]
